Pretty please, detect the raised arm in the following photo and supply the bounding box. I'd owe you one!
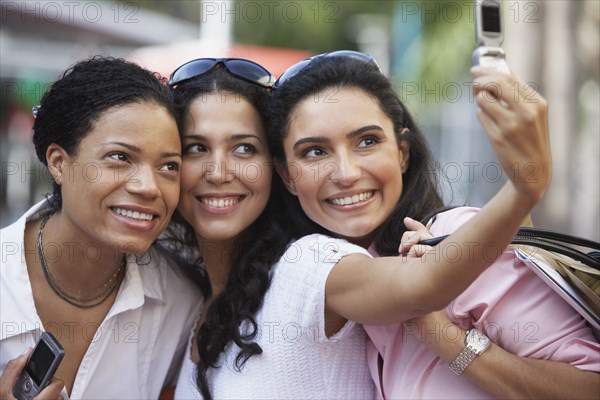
[325,69,551,326]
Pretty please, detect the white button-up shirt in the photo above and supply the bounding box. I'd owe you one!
[1,200,202,399]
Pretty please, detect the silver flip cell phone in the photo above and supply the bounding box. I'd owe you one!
[13,332,65,400]
[472,0,510,74]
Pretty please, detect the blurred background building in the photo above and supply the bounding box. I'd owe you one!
[1,0,598,240]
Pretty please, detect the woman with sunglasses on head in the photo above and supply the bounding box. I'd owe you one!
[0,57,201,399]
[268,51,599,399]
[162,58,345,400]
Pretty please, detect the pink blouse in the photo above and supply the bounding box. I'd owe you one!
[365,207,600,399]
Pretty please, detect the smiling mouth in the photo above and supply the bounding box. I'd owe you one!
[327,191,374,206]
[113,207,156,221]
[199,196,244,208]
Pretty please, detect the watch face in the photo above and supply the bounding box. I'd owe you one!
[467,329,491,354]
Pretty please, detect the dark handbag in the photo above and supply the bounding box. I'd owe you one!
[420,226,600,337]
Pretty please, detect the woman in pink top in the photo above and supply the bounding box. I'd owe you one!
[269,51,599,398]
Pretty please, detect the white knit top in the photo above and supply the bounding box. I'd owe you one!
[174,234,376,399]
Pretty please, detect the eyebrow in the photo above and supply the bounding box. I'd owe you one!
[292,124,384,150]
[231,134,264,143]
[103,141,181,158]
[184,133,264,144]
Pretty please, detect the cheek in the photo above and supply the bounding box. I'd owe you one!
[252,167,273,206]
[246,160,271,186]
[291,172,321,211]
[176,164,204,220]
[293,161,317,186]
[64,168,112,198]
[161,179,181,215]
[180,166,198,193]
[380,161,404,199]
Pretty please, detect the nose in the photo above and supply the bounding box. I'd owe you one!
[203,152,235,184]
[330,152,361,186]
[126,164,160,198]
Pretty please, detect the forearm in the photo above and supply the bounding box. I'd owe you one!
[328,185,542,324]
[472,350,600,400]
[415,319,600,399]
[415,183,537,310]
[411,68,552,317]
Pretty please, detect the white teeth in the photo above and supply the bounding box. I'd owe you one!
[202,197,239,208]
[330,191,373,206]
[114,207,154,221]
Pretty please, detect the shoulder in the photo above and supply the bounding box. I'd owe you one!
[139,246,203,307]
[272,234,370,290]
[429,206,481,236]
[283,234,371,264]
[1,201,48,286]
[271,234,371,296]
[1,199,51,241]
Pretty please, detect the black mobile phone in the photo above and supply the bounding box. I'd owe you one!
[13,332,65,400]
[472,0,510,74]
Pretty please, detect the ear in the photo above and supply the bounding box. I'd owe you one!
[274,160,298,196]
[399,128,410,174]
[46,143,69,185]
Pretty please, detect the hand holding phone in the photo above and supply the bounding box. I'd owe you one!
[472,0,510,74]
[12,332,64,400]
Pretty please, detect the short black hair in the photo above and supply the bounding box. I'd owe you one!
[33,56,175,211]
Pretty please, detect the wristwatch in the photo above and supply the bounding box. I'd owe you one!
[449,328,491,375]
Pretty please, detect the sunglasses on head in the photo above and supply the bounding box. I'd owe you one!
[168,58,275,88]
[272,50,380,89]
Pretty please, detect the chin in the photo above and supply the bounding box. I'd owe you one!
[332,226,376,246]
[110,235,155,254]
[203,232,239,242]
[330,223,374,238]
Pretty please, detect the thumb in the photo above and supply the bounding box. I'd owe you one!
[403,217,430,236]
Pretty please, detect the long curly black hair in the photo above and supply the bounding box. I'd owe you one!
[268,55,444,256]
[161,65,291,400]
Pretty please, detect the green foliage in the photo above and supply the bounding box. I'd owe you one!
[417,1,474,86]
[232,1,394,53]
[136,1,476,112]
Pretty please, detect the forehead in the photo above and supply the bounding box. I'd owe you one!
[288,87,391,137]
[184,92,264,136]
[90,101,171,126]
[82,102,179,147]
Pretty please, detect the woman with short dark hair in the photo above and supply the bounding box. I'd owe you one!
[0,56,200,399]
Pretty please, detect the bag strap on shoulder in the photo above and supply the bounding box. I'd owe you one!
[420,228,600,271]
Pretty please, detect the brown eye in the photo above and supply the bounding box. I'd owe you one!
[303,147,326,158]
[233,144,257,155]
[160,162,180,172]
[358,136,378,148]
[183,144,206,154]
[108,152,129,162]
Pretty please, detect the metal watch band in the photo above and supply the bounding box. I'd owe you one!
[449,346,477,375]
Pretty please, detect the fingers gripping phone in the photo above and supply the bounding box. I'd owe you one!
[13,332,64,400]
[472,0,511,74]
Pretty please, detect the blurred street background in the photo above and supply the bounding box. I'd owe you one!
[1,0,598,240]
